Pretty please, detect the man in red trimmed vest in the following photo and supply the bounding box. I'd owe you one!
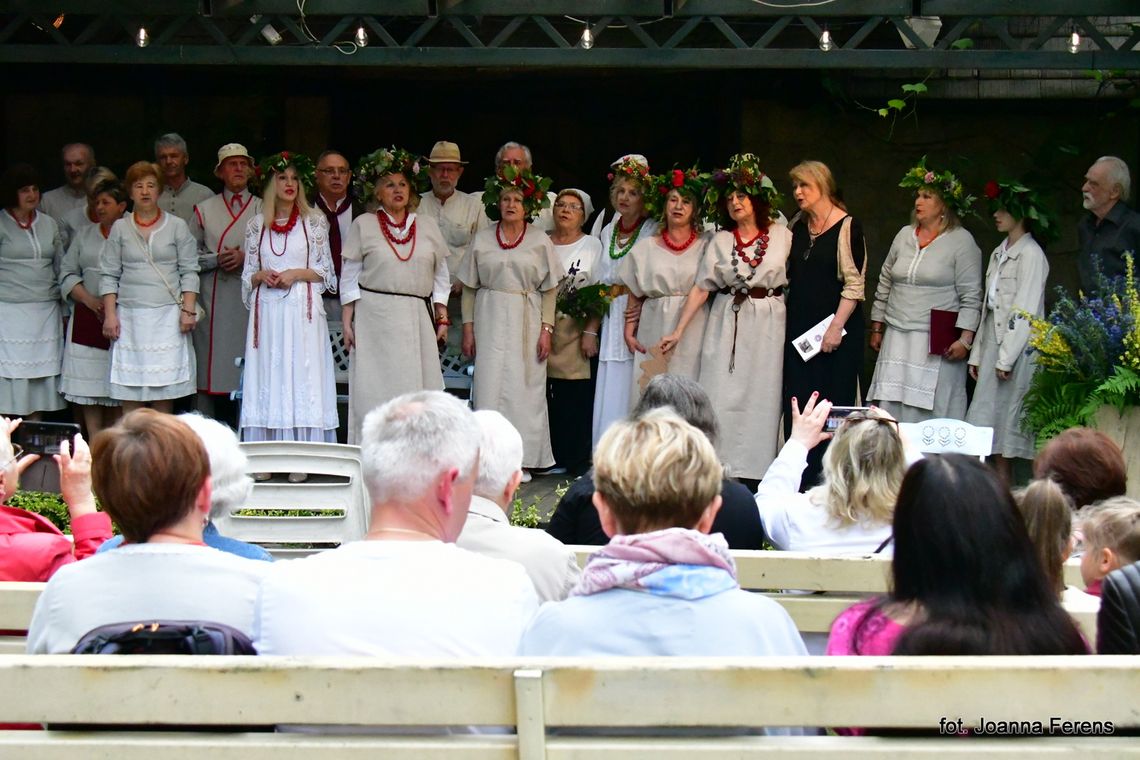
[311,150,362,324]
[189,143,262,425]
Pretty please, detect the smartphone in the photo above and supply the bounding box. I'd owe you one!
[824,406,871,433]
[12,421,81,456]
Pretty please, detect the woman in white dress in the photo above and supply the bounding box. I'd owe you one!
[101,161,199,414]
[967,180,1053,483]
[239,151,338,443]
[458,167,563,475]
[662,154,791,481]
[0,164,66,417]
[60,177,125,436]
[340,147,450,444]
[591,155,657,446]
[621,167,709,406]
[868,159,982,422]
[548,188,602,474]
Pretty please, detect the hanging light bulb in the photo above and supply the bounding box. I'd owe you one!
[819,27,834,52]
[580,23,594,50]
[354,22,369,48]
[135,25,150,48]
[1067,28,1081,54]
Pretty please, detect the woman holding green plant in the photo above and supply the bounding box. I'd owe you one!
[966,180,1053,482]
[867,159,982,423]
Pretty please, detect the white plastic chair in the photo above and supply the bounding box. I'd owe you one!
[898,418,994,460]
[213,441,369,558]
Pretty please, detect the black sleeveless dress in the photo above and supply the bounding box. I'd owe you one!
[783,215,866,487]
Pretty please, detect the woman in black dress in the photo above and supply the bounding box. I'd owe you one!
[784,161,866,488]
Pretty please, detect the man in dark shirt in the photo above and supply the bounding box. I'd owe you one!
[1078,156,1140,292]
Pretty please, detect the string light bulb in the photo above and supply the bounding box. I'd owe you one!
[354,22,369,48]
[135,25,150,48]
[1067,28,1081,54]
[819,28,834,52]
[580,23,594,50]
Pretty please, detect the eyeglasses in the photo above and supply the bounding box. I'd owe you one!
[1,443,23,470]
[317,168,350,176]
[554,202,583,211]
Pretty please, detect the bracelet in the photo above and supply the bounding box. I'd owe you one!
[957,339,973,351]
[437,319,452,327]
[869,327,884,334]
[583,330,598,336]
[541,324,554,335]
[181,308,196,317]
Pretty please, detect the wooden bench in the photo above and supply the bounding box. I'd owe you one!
[0,655,1134,756]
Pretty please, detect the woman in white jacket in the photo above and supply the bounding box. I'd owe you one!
[966,180,1053,484]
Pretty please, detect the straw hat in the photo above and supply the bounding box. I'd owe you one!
[426,141,468,165]
[215,143,253,171]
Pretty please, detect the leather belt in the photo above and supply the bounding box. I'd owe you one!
[716,286,784,373]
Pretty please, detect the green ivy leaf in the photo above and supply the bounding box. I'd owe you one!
[887,99,907,111]
[877,108,889,117]
[901,83,928,93]
[950,38,974,50]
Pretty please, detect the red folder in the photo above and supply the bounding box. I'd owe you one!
[929,309,958,355]
[70,303,111,351]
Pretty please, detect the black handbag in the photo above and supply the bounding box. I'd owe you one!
[70,620,257,655]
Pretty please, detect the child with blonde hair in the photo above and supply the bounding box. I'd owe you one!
[1076,497,1140,596]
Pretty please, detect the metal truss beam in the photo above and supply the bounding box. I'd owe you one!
[0,4,1136,70]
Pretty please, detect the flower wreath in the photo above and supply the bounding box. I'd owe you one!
[983,179,1059,244]
[253,151,316,194]
[481,165,553,222]
[899,156,976,220]
[606,153,651,188]
[644,166,708,223]
[353,146,429,202]
[704,153,783,227]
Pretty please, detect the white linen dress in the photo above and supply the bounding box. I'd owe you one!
[59,222,118,406]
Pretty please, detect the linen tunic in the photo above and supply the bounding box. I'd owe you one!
[620,232,709,404]
[100,213,199,401]
[239,214,338,442]
[591,216,658,446]
[0,211,65,414]
[697,226,792,479]
[158,179,215,224]
[868,225,982,422]
[417,190,486,284]
[59,222,118,406]
[965,233,1048,459]
[340,211,450,444]
[39,186,85,227]
[457,224,564,469]
[190,190,262,395]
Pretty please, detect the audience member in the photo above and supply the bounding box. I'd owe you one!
[1097,560,1140,654]
[755,397,905,554]
[457,410,580,602]
[827,455,1087,662]
[26,409,268,652]
[253,391,538,655]
[1012,478,1098,614]
[97,413,272,561]
[548,374,766,548]
[1075,497,1140,596]
[155,133,214,223]
[39,143,94,223]
[0,418,111,581]
[1032,427,1126,509]
[521,407,807,662]
[1077,155,1140,292]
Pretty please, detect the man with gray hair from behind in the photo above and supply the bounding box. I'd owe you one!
[457,410,580,602]
[253,390,539,655]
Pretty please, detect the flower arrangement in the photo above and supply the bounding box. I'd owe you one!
[898,156,976,220]
[607,153,651,187]
[481,165,552,222]
[644,165,707,223]
[982,179,1059,244]
[253,151,316,194]
[704,152,783,227]
[353,146,428,202]
[556,262,612,326]
[1021,254,1140,444]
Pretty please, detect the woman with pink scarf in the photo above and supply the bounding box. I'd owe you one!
[520,407,806,660]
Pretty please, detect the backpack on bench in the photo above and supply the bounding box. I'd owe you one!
[71,620,257,655]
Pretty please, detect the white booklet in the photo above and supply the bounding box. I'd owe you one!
[791,313,847,362]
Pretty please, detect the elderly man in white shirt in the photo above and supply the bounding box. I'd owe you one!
[253,390,539,656]
[40,142,94,223]
[457,410,580,602]
[155,133,214,223]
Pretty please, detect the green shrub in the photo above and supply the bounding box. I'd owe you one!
[7,490,72,532]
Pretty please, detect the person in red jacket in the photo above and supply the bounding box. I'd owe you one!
[0,418,112,581]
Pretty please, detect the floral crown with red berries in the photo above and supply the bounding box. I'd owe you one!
[899,156,976,220]
[353,146,428,202]
[645,166,708,223]
[253,151,316,194]
[983,179,1058,243]
[705,153,782,226]
[481,165,552,222]
[606,154,651,188]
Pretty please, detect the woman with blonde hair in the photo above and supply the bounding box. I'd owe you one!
[1013,478,1097,611]
[754,395,906,553]
[783,160,865,488]
[239,151,338,444]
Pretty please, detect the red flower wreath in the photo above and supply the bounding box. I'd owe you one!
[984,180,1001,200]
[671,169,685,187]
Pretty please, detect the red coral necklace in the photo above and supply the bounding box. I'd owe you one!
[733,228,769,268]
[379,211,417,262]
[661,228,697,252]
[496,222,527,250]
[134,210,161,229]
[8,210,34,230]
[270,204,300,235]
